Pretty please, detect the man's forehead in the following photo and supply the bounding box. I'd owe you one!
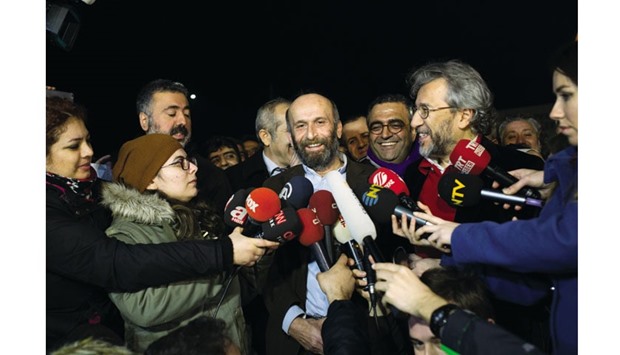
[152,91,189,108]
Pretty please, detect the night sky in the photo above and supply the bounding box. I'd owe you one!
[46,0,577,158]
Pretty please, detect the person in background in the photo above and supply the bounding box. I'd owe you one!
[101,134,252,353]
[396,39,578,355]
[497,115,544,159]
[407,267,495,355]
[241,134,261,159]
[136,79,233,215]
[365,93,421,178]
[201,135,244,170]
[225,97,301,355]
[340,114,370,162]
[373,262,546,355]
[145,316,241,355]
[46,97,276,352]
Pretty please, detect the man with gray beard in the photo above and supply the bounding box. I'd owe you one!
[261,93,408,355]
[400,60,548,350]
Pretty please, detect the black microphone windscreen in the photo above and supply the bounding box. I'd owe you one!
[438,173,484,207]
[261,207,302,243]
[279,175,314,210]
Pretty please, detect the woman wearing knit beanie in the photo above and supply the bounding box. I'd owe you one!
[101,134,272,353]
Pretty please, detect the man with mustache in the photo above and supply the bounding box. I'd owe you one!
[135,79,233,215]
[261,93,406,354]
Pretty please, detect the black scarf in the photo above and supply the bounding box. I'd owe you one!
[46,167,99,215]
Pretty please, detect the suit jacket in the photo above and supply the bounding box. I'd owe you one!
[225,149,270,192]
[262,160,378,355]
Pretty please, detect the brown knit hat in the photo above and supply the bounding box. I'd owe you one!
[113,134,183,192]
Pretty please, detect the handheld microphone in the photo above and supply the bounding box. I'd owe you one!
[260,206,302,243]
[368,167,410,196]
[324,172,382,262]
[278,175,314,209]
[438,173,545,208]
[333,214,367,284]
[449,139,541,199]
[297,208,331,272]
[308,190,339,263]
[355,184,433,227]
[245,187,282,222]
[224,188,251,228]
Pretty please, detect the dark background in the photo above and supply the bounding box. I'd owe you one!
[46,0,578,158]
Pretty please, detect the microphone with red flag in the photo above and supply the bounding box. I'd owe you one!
[368,167,423,212]
[308,190,339,263]
[260,206,303,243]
[449,139,541,199]
[297,208,331,272]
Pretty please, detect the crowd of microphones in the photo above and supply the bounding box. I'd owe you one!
[223,138,545,313]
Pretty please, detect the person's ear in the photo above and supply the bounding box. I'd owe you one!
[258,129,271,147]
[336,120,343,140]
[145,179,158,191]
[139,112,149,132]
[456,108,474,129]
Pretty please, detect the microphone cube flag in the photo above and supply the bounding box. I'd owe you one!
[369,167,410,196]
[449,139,490,175]
[245,187,282,222]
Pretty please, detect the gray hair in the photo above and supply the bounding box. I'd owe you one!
[407,60,495,136]
[497,116,541,145]
[255,97,291,144]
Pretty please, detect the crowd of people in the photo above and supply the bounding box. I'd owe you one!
[46,38,577,355]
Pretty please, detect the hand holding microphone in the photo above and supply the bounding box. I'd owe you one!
[449,139,542,199]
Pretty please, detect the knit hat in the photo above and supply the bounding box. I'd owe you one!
[113,134,183,192]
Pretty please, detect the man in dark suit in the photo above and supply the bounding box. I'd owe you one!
[262,93,385,355]
[226,97,301,192]
[224,97,301,355]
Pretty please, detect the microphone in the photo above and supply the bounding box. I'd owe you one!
[308,190,339,263]
[245,187,282,222]
[368,167,410,196]
[368,167,423,213]
[333,214,367,283]
[260,206,302,243]
[297,208,331,272]
[324,171,382,262]
[278,175,314,209]
[449,139,541,199]
[224,188,251,228]
[355,184,433,227]
[438,173,545,208]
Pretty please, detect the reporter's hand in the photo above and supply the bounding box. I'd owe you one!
[373,262,448,321]
[228,227,279,266]
[391,201,434,247]
[493,169,555,208]
[289,317,325,354]
[317,254,356,303]
[413,213,459,252]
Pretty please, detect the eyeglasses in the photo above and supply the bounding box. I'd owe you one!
[414,105,456,119]
[369,120,406,135]
[161,156,197,171]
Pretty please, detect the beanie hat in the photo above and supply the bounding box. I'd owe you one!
[113,134,183,192]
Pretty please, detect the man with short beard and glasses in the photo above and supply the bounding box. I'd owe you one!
[398,60,549,351]
[261,93,408,355]
[135,79,233,216]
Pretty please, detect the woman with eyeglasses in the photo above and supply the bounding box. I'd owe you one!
[100,133,251,353]
[46,97,278,352]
